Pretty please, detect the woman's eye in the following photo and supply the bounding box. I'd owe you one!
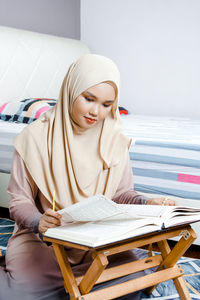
[103,103,112,108]
[85,97,93,102]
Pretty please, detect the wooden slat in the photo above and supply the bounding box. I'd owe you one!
[52,243,81,299]
[159,235,193,300]
[44,236,90,251]
[76,254,163,286]
[96,226,189,257]
[78,265,182,300]
[146,228,195,299]
[173,277,192,300]
[95,254,163,284]
[160,228,196,268]
[79,253,108,294]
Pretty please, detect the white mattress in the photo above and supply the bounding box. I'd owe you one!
[122,114,200,143]
[121,115,200,201]
[0,120,26,173]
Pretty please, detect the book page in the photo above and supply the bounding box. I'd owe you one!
[120,205,200,226]
[59,194,130,223]
[58,194,200,226]
[45,215,160,247]
[161,206,200,227]
[165,214,200,228]
[118,204,173,218]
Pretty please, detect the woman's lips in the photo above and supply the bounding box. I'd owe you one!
[84,117,97,124]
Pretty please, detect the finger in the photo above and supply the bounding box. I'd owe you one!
[39,220,61,234]
[42,215,61,226]
[42,221,61,229]
[40,225,50,234]
[44,208,62,219]
[168,200,177,206]
[153,200,162,205]
[38,222,48,234]
[39,226,47,234]
[39,215,61,234]
[163,198,176,206]
[40,219,61,227]
[147,198,163,205]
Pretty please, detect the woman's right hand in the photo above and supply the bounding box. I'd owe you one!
[39,208,62,234]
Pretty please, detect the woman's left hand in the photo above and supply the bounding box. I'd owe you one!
[146,197,177,206]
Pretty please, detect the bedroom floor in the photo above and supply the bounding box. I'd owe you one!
[1,206,200,259]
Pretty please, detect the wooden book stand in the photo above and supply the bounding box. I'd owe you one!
[44,224,196,300]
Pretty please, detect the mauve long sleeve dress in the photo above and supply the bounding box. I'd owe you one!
[1,150,148,299]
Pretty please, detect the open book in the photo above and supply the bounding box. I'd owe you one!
[44,194,200,247]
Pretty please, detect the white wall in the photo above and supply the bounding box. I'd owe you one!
[0,0,80,39]
[81,0,200,117]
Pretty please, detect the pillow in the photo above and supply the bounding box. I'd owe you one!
[119,106,128,115]
[0,99,128,124]
[0,98,57,124]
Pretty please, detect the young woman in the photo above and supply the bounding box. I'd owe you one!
[1,54,175,299]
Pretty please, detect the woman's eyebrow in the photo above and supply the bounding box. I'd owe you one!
[84,91,97,99]
[104,100,115,103]
[84,91,115,103]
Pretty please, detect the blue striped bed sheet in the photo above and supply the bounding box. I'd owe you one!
[0,120,26,173]
[122,115,200,201]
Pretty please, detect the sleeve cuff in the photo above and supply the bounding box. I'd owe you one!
[30,213,42,233]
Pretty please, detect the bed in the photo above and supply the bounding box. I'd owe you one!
[122,114,200,200]
[121,114,200,244]
[0,121,26,173]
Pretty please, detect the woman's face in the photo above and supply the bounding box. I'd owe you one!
[71,82,116,130]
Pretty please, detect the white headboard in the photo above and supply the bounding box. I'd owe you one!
[0,26,90,104]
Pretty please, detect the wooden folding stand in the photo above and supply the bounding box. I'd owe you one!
[44,224,196,300]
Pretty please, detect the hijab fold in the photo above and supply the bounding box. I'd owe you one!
[14,54,130,209]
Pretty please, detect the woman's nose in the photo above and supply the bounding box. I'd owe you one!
[89,103,98,116]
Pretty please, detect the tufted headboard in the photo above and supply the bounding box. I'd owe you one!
[0,26,90,104]
[0,26,90,208]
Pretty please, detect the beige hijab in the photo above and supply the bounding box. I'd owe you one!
[14,54,130,210]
